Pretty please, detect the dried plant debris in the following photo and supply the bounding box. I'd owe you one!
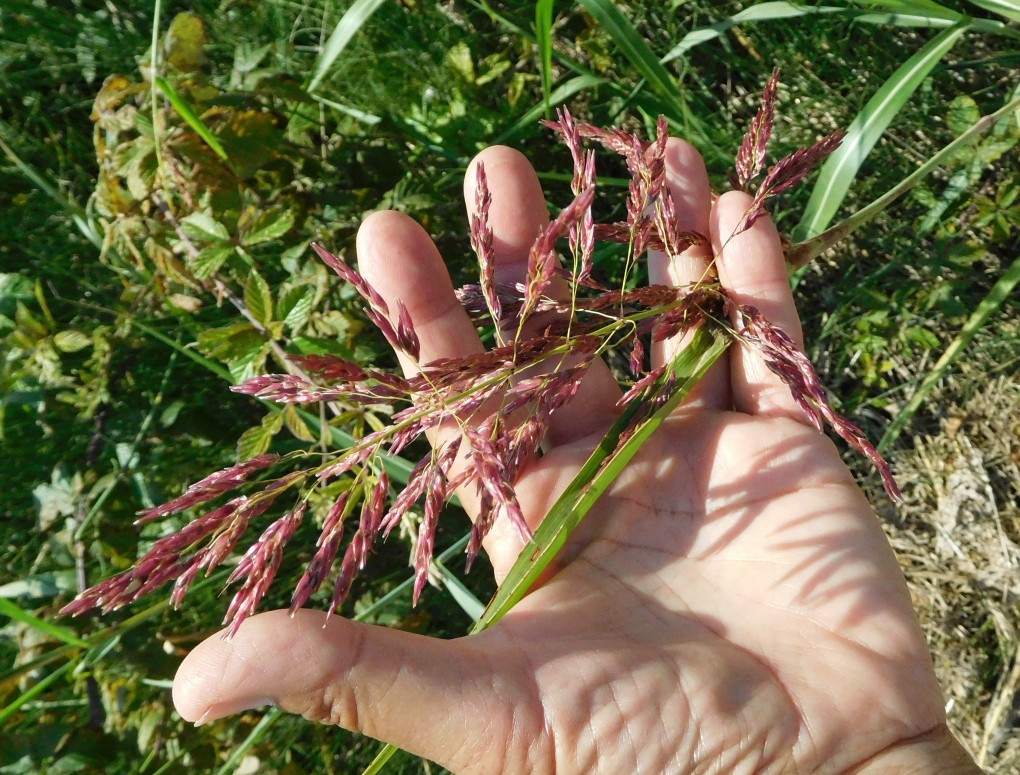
[63,74,899,637]
[885,371,1020,772]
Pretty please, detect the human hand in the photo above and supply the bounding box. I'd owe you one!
[173,143,978,774]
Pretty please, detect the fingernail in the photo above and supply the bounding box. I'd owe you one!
[193,696,276,727]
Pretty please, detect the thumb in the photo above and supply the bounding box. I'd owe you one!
[173,609,521,772]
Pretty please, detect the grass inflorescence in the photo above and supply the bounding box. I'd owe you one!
[63,74,899,639]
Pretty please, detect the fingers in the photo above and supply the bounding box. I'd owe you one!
[357,210,483,375]
[173,610,522,774]
[357,211,527,572]
[647,139,729,408]
[465,146,622,447]
[711,192,807,420]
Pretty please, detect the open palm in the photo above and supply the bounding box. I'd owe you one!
[174,143,972,773]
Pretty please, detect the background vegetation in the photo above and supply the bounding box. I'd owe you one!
[1,0,1017,772]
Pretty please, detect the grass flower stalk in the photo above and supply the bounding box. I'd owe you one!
[62,73,900,637]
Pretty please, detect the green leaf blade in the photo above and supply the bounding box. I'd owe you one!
[578,0,686,119]
[245,270,274,327]
[472,327,730,633]
[796,22,968,240]
[308,0,388,93]
[154,76,229,161]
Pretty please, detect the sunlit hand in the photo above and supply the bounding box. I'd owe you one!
[173,143,977,774]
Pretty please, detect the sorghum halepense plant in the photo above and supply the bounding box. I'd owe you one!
[63,70,899,637]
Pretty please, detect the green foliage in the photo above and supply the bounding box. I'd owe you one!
[2,0,1018,773]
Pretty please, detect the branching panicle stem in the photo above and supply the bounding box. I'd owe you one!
[64,75,899,635]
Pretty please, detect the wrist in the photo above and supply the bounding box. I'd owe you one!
[847,725,982,774]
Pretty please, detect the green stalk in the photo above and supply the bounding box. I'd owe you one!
[214,708,282,775]
[0,599,89,648]
[0,661,74,725]
[785,93,1020,269]
[471,325,728,632]
[150,0,166,183]
[154,78,230,162]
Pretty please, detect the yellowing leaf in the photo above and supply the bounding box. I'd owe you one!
[165,12,207,73]
[181,212,231,244]
[283,406,316,441]
[236,424,273,460]
[54,330,92,353]
[445,42,475,83]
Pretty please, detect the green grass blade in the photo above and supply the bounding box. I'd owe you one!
[307,0,388,93]
[850,0,957,12]
[0,644,76,685]
[130,319,233,381]
[578,0,686,118]
[661,3,846,64]
[795,21,968,239]
[495,74,604,144]
[0,598,89,648]
[433,558,485,621]
[311,94,382,125]
[786,92,1020,268]
[361,744,398,775]
[151,0,166,183]
[536,0,554,118]
[965,0,1020,21]
[471,326,729,634]
[879,253,1020,451]
[154,77,229,162]
[0,661,74,725]
[854,11,1018,39]
[0,134,102,249]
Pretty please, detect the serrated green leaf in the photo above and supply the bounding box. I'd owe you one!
[262,409,284,435]
[796,22,968,239]
[228,342,270,383]
[192,244,235,279]
[283,288,315,333]
[53,330,92,353]
[236,424,273,461]
[242,210,295,246]
[947,95,980,136]
[180,212,231,244]
[445,41,475,83]
[196,322,263,361]
[283,405,316,441]
[245,271,273,327]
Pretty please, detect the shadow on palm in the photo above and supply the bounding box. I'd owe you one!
[466,410,944,773]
